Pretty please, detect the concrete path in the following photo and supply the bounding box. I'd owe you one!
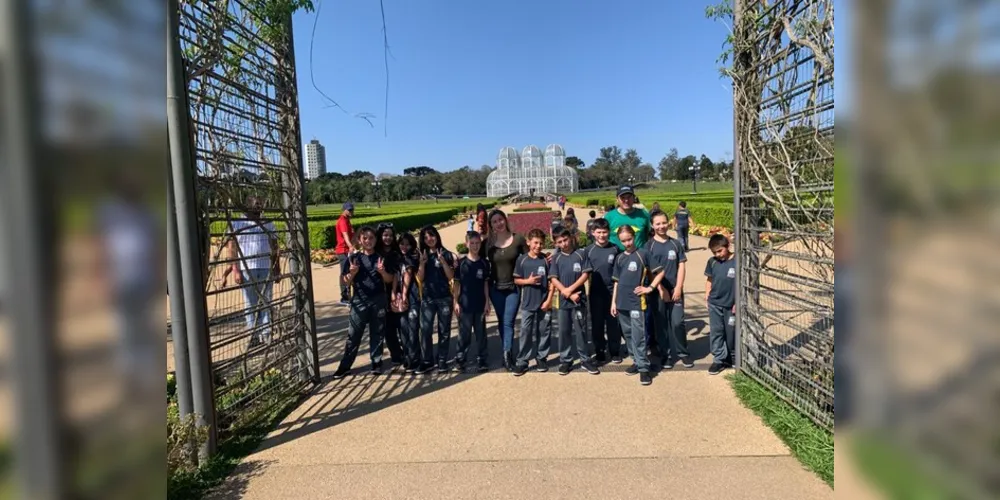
[206,202,833,499]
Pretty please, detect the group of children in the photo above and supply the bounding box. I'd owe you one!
[332,209,737,386]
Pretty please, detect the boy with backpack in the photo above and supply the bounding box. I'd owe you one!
[705,234,736,375]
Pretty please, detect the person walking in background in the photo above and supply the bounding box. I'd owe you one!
[466,213,476,232]
[222,196,279,348]
[375,223,405,367]
[485,209,529,371]
[453,231,491,373]
[417,225,457,374]
[565,207,578,232]
[704,234,736,375]
[475,203,489,237]
[395,232,422,374]
[674,201,694,252]
[585,210,598,244]
[605,185,651,252]
[512,229,553,375]
[335,202,355,305]
[583,218,621,364]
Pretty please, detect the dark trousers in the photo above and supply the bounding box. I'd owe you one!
[516,309,552,366]
[652,293,688,359]
[589,289,621,357]
[456,311,487,364]
[557,306,590,364]
[337,297,386,371]
[645,291,658,353]
[337,253,351,300]
[420,297,453,365]
[708,303,736,364]
[677,226,690,250]
[618,310,650,372]
[385,311,405,363]
[400,305,421,367]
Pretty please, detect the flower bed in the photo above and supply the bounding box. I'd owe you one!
[506,210,558,236]
[512,203,550,212]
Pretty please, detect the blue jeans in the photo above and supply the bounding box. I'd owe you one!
[489,286,520,354]
[241,268,273,343]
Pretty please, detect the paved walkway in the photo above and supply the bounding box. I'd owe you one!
[206,202,833,500]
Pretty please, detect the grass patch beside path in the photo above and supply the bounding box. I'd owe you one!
[727,373,834,487]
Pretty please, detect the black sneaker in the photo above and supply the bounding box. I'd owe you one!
[708,362,727,375]
[611,355,624,364]
[405,363,417,374]
[594,351,608,363]
[661,358,675,370]
[370,362,383,375]
[558,363,572,375]
[437,362,450,373]
[390,358,403,368]
[625,364,640,376]
[477,360,490,373]
[534,360,548,372]
[581,361,600,375]
[338,298,351,306]
[640,372,652,386]
[415,363,433,375]
[512,364,528,377]
[332,367,351,379]
[680,357,694,368]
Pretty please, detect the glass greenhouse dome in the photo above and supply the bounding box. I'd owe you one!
[486,144,578,198]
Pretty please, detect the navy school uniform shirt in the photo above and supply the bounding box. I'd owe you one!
[514,254,549,311]
[674,208,691,228]
[583,242,619,295]
[645,237,685,294]
[549,249,591,309]
[705,255,737,308]
[399,252,421,306]
[350,251,387,303]
[457,256,490,315]
[422,249,456,300]
[612,248,653,312]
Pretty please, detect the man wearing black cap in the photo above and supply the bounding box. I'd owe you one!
[336,202,356,304]
[605,185,651,252]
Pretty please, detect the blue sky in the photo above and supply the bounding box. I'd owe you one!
[292,0,739,175]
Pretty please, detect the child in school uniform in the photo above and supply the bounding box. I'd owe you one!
[417,225,457,374]
[550,228,600,376]
[453,231,491,373]
[395,232,422,374]
[705,234,736,375]
[645,209,692,370]
[332,226,396,378]
[512,229,553,375]
[582,218,621,363]
[611,225,656,386]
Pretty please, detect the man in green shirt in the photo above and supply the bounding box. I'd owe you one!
[605,185,651,251]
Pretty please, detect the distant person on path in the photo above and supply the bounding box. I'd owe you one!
[674,201,694,251]
[466,213,476,232]
[452,231,491,373]
[332,225,395,378]
[582,218,621,364]
[335,202,355,304]
[611,225,656,386]
[375,223,404,367]
[704,234,736,375]
[585,210,598,244]
[564,207,578,233]
[512,229,553,375]
[417,225,457,374]
[558,195,566,211]
[548,228,599,376]
[222,195,279,348]
[605,185,651,251]
[475,203,489,237]
[485,209,529,371]
[645,210,692,370]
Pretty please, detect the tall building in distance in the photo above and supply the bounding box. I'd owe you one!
[305,139,327,179]
[486,144,578,197]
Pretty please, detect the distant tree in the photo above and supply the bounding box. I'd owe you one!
[565,156,585,169]
[658,148,680,180]
[403,166,438,177]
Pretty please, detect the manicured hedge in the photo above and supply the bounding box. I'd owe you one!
[309,208,462,249]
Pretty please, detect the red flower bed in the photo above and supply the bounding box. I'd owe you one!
[513,202,549,212]
[507,211,558,236]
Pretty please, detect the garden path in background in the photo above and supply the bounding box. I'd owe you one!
[206,201,833,500]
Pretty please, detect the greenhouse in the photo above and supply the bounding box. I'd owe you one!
[486,144,579,198]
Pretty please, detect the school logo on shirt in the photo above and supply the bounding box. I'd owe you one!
[536,265,545,276]
[476,269,483,279]
[573,262,581,272]
[727,267,736,278]
[434,258,441,268]
[668,250,677,260]
[607,254,615,263]
[627,261,638,272]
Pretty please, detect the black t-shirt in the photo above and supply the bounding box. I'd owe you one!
[422,249,456,300]
[350,251,386,303]
[548,249,591,309]
[705,256,736,308]
[379,251,399,295]
[612,249,652,312]
[399,252,421,306]
[514,254,549,311]
[583,242,619,293]
[457,257,490,314]
[645,237,684,294]
[487,233,528,290]
[674,208,691,228]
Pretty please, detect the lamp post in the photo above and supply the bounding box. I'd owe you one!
[688,165,700,194]
[370,178,382,208]
[432,185,440,203]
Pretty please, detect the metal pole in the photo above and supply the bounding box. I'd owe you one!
[1,0,66,496]
[279,12,321,383]
[168,175,194,417]
[168,0,217,456]
[731,0,744,371]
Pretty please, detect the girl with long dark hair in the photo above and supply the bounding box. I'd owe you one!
[395,232,422,373]
[416,225,457,373]
[375,224,405,366]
